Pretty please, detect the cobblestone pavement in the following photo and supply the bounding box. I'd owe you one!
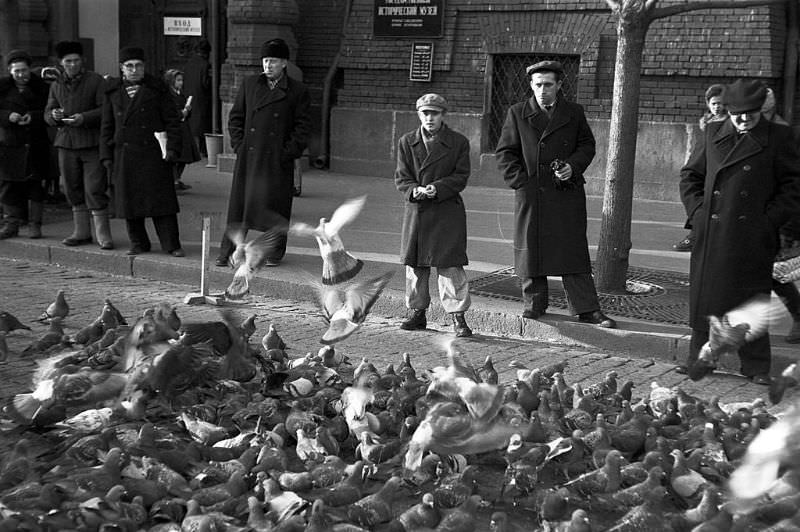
[1,257,791,417]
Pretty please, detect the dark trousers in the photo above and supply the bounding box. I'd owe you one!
[522,272,601,315]
[126,215,181,252]
[687,328,771,377]
[59,148,107,211]
[774,279,800,317]
[0,178,44,220]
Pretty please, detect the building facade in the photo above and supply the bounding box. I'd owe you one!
[1,0,796,201]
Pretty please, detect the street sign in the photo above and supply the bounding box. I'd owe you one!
[409,42,433,82]
[163,17,202,36]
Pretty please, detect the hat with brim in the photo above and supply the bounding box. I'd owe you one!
[416,93,448,112]
[725,79,767,114]
[526,60,563,77]
[55,41,83,59]
[119,46,145,63]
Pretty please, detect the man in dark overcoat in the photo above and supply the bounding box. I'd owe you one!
[395,93,473,337]
[99,46,185,257]
[496,60,615,328]
[215,38,311,267]
[678,79,800,384]
[0,50,50,240]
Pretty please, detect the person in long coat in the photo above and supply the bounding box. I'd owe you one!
[215,38,311,267]
[0,50,50,240]
[395,93,473,338]
[163,68,201,191]
[99,46,185,257]
[678,79,800,384]
[495,60,615,328]
[182,38,211,155]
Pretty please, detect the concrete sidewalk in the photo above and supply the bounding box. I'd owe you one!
[2,159,798,374]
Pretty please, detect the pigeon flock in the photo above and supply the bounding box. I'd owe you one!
[1,198,800,531]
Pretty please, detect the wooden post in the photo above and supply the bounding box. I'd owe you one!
[184,214,224,305]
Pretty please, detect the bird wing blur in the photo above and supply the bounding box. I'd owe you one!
[291,195,366,285]
[689,294,784,380]
[225,218,289,299]
[318,271,394,344]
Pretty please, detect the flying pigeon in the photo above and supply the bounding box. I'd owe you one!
[225,219,289,299]
[688,294,784,381]
[317,271,394,344]
[290,195,366,285]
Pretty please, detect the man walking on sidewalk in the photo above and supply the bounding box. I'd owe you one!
[495,60,615,328]
[395,93,473,338]
[45,41,113,249]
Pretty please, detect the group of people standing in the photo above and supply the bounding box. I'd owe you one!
[0,40,211,256]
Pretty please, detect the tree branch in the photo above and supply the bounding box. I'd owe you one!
[651,0,786,21]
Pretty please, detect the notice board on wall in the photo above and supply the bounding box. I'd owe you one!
[374,0,444,38]
[409,42,433,82]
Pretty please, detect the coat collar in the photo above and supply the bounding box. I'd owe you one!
[254,72,289,110]
[410,123,455,170]
[712,118,769,170]
[522,96,570,138]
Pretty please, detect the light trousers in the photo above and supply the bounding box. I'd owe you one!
[406,265,471,314]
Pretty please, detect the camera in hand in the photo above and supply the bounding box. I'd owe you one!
[549,158,575,190]
[550,158,567,173]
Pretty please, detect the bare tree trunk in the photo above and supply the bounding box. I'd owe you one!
[595,15,649,293]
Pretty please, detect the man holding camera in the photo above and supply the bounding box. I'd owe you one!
[496,60,615,328]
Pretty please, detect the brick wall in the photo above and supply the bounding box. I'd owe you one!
[332,0,789,125]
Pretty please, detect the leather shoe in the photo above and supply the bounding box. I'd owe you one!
[750,374,771,385]
[169,248,186,257]
[126,245,149,256]
[522,308,545,320]
[400,309,427,331]
[264,259,280,267]
[215,255,230,267]
[673,235,694,252]
[62,236,93,246]
[674,364,689,374]
[578,310,616,328]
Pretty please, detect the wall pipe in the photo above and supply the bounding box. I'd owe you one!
[210,0,221,133]
[313,0,353,169]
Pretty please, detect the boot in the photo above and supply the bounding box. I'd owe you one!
[400,309,427,331]
[452,312,473,338]
[28,201,43,239]
[62,206,93,246]
[0,215,19,239]
[91,208,114,250]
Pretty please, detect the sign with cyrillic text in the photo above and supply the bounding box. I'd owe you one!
[163,17,202,36]
[374,0,444,37]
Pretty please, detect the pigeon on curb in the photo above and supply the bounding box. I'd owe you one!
[37,289,69,322]
[225,218,289,299]
[290,195,366,285]
[689,295,784,381]
[317,271,394,344]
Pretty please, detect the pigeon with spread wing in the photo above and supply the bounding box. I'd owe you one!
[291,195,366,285]
[318,271,394,344]
[688,295,784,381]
[225,217,289,299]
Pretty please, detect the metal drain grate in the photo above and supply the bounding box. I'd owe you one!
[469,265,690,326]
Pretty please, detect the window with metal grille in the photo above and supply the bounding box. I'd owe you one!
[487,54,581,150]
